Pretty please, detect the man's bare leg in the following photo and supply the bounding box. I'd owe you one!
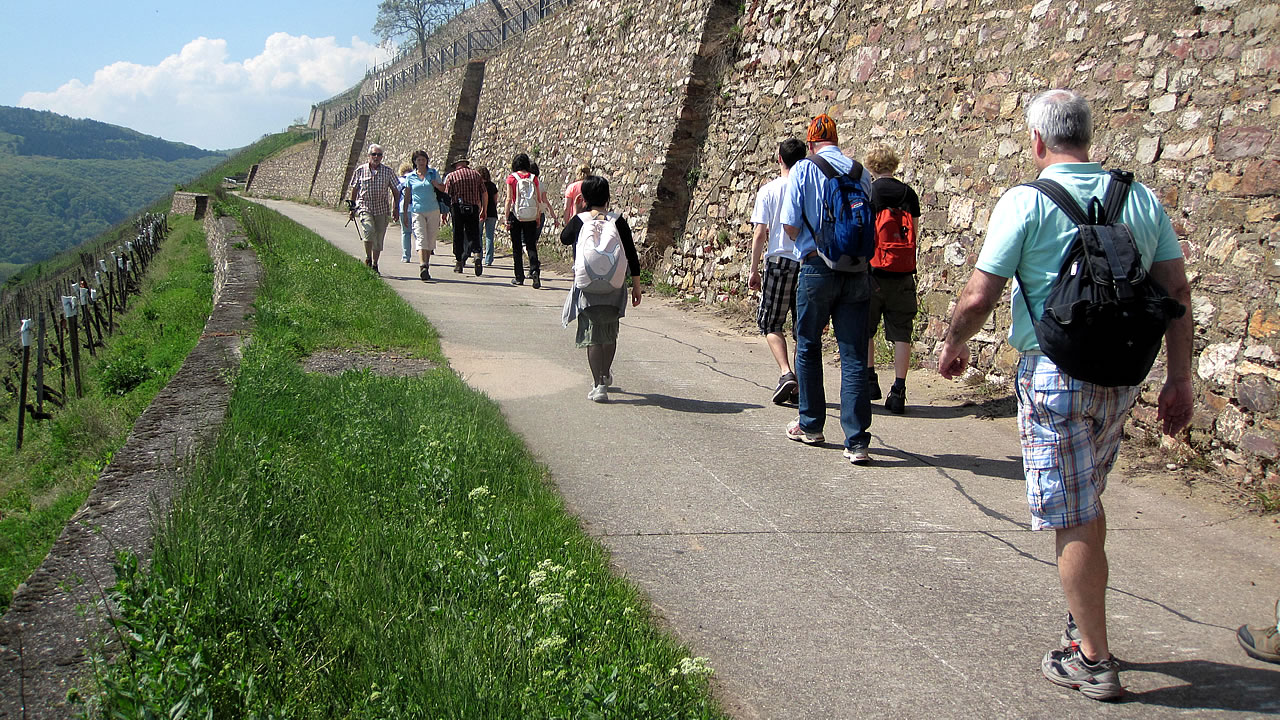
[893,340,911,380]
[767,332,792,375]
[1056,512,1110,661]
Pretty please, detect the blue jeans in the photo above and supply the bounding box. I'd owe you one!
[484,217,498,264]
[794,257,872,449]
[400,216,413,261]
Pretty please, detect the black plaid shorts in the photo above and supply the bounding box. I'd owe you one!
[756,256,800,335]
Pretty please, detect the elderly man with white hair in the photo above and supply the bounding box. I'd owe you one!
[347,143,401,275]
[938,89,1192,701]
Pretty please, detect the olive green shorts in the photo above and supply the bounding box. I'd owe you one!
[575,305,620,348]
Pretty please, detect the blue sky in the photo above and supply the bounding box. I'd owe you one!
[0,1,396,150]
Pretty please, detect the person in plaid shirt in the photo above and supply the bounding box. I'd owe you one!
[444,157,488,276]
[347,143,401,275]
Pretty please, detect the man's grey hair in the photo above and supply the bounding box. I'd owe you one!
[368,143,383,154]
[1025,89,1092,150]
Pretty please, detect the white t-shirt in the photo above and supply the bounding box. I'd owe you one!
[750,176,801,262]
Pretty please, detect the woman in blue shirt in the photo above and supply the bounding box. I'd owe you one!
[400,150,447,282]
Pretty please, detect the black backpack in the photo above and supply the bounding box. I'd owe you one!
[1015,170,1186,387]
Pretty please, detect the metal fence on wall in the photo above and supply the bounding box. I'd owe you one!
[329,0,573,130]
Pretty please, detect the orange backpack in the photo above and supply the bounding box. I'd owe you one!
[871,208,917,273]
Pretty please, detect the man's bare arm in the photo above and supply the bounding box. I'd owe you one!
[938,269,1009,379]
[1150,257,1194,436]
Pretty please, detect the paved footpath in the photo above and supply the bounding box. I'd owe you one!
[255,199,1279,719]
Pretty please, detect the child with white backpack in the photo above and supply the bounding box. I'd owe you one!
[560,175,642,402]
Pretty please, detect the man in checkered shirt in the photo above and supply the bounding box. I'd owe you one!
[444,157,489,276]
[347,143,401,274]
[938,89,1192,701]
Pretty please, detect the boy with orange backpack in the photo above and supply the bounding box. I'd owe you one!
[865,145,921,414]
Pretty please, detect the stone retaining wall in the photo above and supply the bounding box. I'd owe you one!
[313,115,367,207]
[250,0,1280,484]
[364,61,472,171]
[171,191,208,218]
[244,140,323,200]
[673,0,1280,485]
[467,0,724,243]
[0,207,260,718]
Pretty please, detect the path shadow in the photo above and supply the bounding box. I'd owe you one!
[1118,658,1280,712]
[869,448,1026,481]
[890,395,1018,420]
[609,392,762,414]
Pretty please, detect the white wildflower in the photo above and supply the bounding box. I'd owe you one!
[468,486,491,501]
[528,570,548,588]
[534,634,566,653]
[536,592,566,612]
[676,656,714,677]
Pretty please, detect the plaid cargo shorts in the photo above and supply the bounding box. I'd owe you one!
[1015,354,1140,530]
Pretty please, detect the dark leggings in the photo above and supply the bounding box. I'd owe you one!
[510,217,541,281]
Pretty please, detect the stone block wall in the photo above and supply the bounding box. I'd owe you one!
[244,140,322,201]
[171,192,208,219]
[313,116,366,207]
[673,0,1280,482]
[363,63,470,172]
[467,0,722,241]
[252,0,1280,483]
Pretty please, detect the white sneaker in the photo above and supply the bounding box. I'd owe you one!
[588,384,609,403]
[602,373,612,387]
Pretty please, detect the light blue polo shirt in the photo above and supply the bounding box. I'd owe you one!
[780,145,874,258]
[403,168,442,214]
[976,162,1183,353]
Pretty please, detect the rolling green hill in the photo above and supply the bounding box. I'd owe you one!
[0,106,226,269]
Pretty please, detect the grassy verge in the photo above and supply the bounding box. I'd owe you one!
[82,200,723,718]
[0,216,213,609]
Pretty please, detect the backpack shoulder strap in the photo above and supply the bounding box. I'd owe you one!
[1101,169,1134,224]
[1023,179,1090,227]
[848,159,865,184]
[808,154,839,180]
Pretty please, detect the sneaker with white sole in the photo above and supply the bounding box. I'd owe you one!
[843,446,871,465]
[1041,646,1123,701]
[588,384,609,403]
[785,419,823,445]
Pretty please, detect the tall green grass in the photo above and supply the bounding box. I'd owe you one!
[0,217,213,609]
[83,201,723,718]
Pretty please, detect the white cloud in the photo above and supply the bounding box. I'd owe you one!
[19,33,389,149]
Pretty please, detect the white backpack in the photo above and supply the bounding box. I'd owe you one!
[574,211,628,293]
[513,173,539,221]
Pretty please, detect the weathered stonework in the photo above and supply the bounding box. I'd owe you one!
[171,191,208,218]
[0,210,260,719]
[467,0,723,245]
[674,0,1280,478]
[254,0,1280,478]
[243,139,323,200]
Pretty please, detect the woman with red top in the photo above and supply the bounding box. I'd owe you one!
[505,153,542,288]
[562,162,592,225]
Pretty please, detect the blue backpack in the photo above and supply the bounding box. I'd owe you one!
[801,155,874,271]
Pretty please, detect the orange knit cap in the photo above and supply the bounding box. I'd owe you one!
[806,114,838,143]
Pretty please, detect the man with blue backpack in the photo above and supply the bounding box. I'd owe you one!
[779,114,876,466]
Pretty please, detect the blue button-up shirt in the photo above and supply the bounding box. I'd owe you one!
[780,145,874,257]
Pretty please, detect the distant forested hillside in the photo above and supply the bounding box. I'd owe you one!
[0,106,225,267]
